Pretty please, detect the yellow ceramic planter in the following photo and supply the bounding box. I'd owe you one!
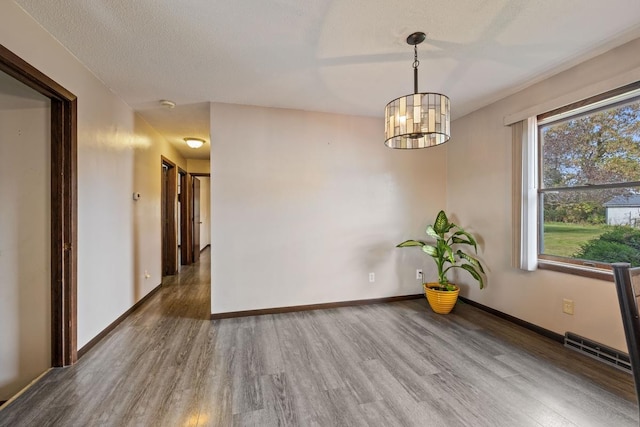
[424,283,459,314]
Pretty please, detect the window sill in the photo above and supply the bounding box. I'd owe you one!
[538,257,613,282]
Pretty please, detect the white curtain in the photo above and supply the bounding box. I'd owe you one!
[512,117,538,271]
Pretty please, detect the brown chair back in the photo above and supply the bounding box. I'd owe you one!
[612,262,640,416]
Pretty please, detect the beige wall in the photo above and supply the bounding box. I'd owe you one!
[3,0,636,375]
[210,103,447,314]
[447,38,640,352]
[0,2,186,353]
[133,117,187,299]
[187,159,210,174]
[0,105,50,400]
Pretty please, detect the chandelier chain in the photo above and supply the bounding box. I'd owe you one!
[413,44,420,69]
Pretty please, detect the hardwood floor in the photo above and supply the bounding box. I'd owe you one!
[1,249,638,426]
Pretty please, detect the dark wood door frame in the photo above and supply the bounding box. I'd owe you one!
[178,168,191,265]
[0,44,77,366]
[161,156,178,276]
[192,177,201,263]
[178,172,210,266]
[189,173,210,260]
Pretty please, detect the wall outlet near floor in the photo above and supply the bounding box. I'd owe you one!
[144,270,151,279]
[369,272,375,283]
[416,269,423,280]
[563,298,574,315]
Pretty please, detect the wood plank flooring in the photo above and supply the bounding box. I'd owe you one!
[1,249,638,426]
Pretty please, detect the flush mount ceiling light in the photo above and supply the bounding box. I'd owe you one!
[159,99,176,109]
[384,32,450,149]
[184,137,205,149]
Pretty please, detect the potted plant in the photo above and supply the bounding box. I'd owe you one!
[397,210,485,314]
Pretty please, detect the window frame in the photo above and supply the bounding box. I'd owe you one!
[534,81,640,280]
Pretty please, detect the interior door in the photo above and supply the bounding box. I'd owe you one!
[179,170,191,265]
[161,164,171,275]
[192,177,201,263]
[161,159,177,276]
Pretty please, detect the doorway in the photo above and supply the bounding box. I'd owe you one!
[189,173,210,263]
[0,70,51,402]
[161,157,177,277]
[0,45,77,372]
[179,169,191,266]
[175,172,210,267]
[192,176,201,263]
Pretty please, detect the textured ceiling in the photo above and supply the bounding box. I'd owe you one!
[138,102,211,160]
[12,0,640,159]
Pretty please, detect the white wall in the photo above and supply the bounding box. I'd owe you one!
[0,2,186,352]
[210,103,447,314]
[199,177,211,250]
[447,38,640,352]
[0,105,50,400]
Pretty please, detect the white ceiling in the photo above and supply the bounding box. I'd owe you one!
[12,0,640,159]
[137,101,211,160]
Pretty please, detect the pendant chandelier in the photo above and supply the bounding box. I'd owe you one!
[384,32,450,149]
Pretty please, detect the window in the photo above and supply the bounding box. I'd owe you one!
[536,84,640,275]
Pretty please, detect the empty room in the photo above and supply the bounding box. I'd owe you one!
[1,1,640,426]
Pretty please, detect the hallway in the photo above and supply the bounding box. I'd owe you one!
[0,249,215,426]
[0,247,638,426]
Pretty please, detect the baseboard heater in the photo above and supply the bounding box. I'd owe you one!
[564,332,631,373]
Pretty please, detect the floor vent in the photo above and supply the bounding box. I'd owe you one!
[564,332,631,373]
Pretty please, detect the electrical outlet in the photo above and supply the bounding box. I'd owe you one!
[144,270,151,279]
[369,272,375,283]
[563,298,574,315]
[416,269,423,280]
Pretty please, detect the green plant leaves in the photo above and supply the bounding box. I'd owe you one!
[433,210,450,235]
[396,240,426,248]
[444,246,455,263]
[397,210,486,290]
[457,250,485,272]
[460,264,485,289]
[452,230,478,251]
[421,245,438,256]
